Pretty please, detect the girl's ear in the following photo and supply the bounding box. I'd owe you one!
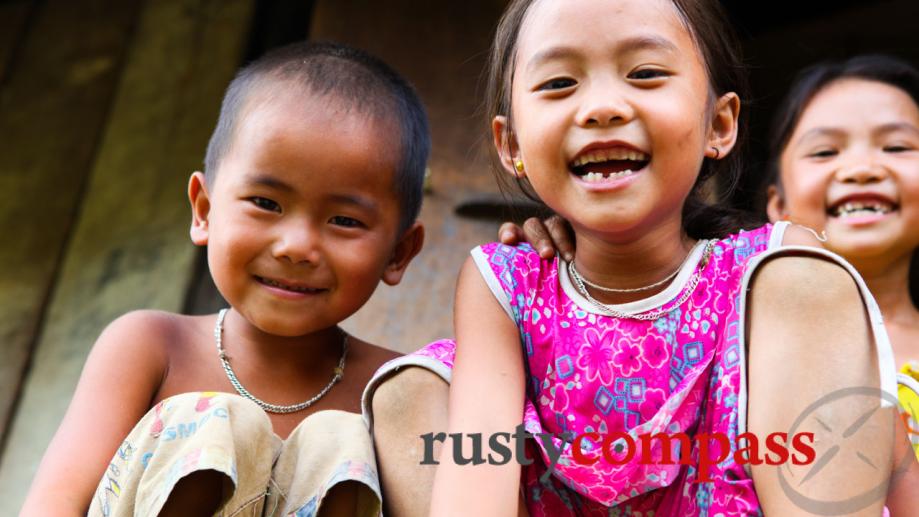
[705,92,741,159]
[382,222,425,286]
[492,115,524,178]
[188,172,211,246]
[765,184,787,223]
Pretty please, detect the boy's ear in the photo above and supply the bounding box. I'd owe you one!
[188,171,211,246]
[765,184,786,223]
[705,92,740,159]
[381,222,425,286]
[492,115,524,178]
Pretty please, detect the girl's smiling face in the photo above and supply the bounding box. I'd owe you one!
[495,0,738,241]
[769,78,919,264]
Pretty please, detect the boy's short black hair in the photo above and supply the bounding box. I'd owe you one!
[204,41,430,232]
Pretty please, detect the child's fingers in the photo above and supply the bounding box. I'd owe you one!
[545,215,575,262]
[522,218,555,259]
[498,222,524,244]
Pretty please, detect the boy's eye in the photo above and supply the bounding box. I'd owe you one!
[627,68,669,81]
[883,144,912,153]
[329,215,364,228]
[537,77,576,91]
[249,196,280,212]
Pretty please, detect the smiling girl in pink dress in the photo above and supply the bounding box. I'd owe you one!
[367,1,901,516]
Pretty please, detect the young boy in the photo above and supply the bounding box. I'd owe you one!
[21,41,429,517]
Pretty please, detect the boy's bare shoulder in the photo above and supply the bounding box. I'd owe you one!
[94,310,209,367]
[101,309,194,345]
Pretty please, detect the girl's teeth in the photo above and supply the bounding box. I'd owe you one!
[834,201,892,217]
[573,149,649,167]
[583,170,633,183]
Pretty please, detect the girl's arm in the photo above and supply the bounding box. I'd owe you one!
[747,248,894,516]
[884,414,919,513]
[20,310,170,516]
[430,256,527,517]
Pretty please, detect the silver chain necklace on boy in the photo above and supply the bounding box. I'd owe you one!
[213,308,348,414]
[567,240,715,321]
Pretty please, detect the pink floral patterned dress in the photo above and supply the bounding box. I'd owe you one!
[363,221,895,516]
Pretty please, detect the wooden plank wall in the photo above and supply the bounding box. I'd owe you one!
[0,0,255,511]
[0,0,142,447]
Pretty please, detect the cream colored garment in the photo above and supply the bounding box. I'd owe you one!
[89,392,381,517]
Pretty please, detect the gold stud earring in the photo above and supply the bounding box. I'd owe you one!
[514,159,525,174]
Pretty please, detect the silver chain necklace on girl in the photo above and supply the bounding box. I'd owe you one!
[567,240,715,321]
[214,308,348,414]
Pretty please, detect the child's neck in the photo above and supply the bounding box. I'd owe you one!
[221,309,345,377]
[845,250,919,364]
[846,251,917,326]
[571,220,697,305]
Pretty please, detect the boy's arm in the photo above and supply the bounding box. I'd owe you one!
[20,310,170,516]
[430,256,526,517]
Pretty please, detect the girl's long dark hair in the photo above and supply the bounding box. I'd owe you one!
[485,0,760,240]
[765,54,919,307]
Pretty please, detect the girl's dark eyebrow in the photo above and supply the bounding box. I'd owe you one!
[795,127,846,144]
[796,122,919,146]
[874,122,919,137]
[615,35,678,56]
[526,35,678,74]
[526,46,579,74]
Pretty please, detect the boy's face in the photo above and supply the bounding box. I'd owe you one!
[189,89,422,337]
